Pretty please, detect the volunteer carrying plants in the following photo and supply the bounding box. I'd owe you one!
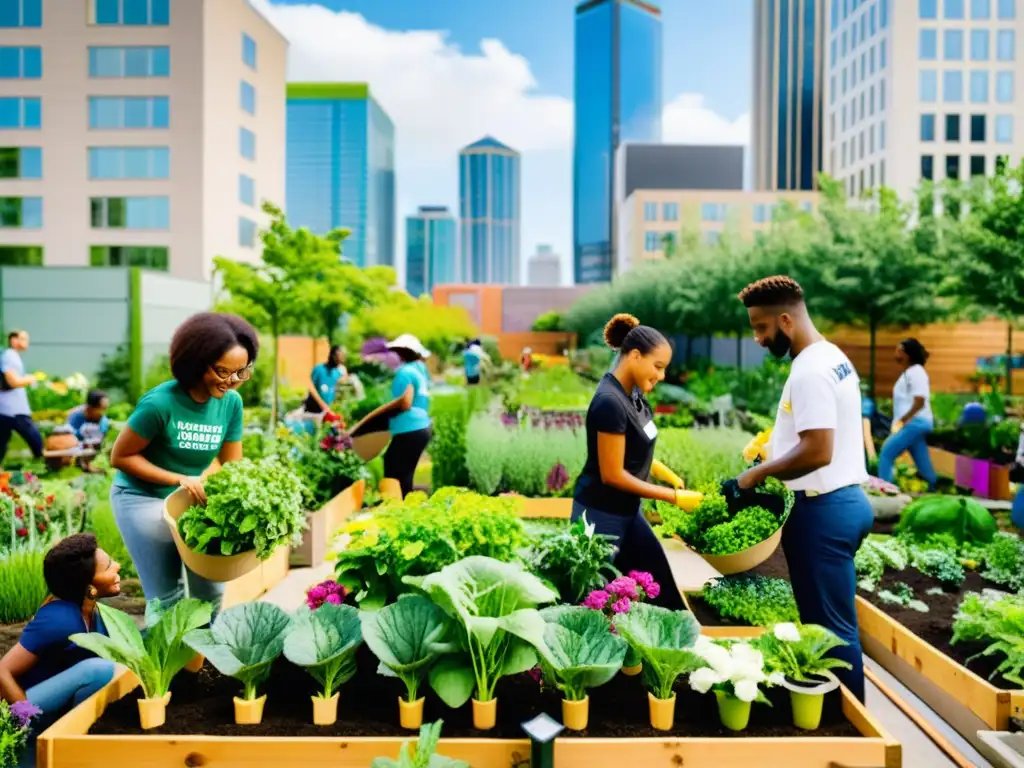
[109,312,258,625]
[572,313,702,611]
[877,338,937,491]
[725,276,872,700]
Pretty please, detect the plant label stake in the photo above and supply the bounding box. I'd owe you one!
[521,713,563,768]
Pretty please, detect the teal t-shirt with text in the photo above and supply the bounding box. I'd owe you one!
[389,363,431,435]
[113,380,244,498]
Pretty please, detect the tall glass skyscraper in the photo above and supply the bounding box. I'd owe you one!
[458,136,521,284]
[753,0,824,191]
[405,206,456,297]
[286,82,396,267]
[573,0,663,284]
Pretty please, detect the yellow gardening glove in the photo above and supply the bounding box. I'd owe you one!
[674,489,704,511]
[892,420,904,435]
[742,428,772,463]
[651,459,684,489]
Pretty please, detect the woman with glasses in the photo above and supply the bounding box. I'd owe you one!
[108,312,259,623]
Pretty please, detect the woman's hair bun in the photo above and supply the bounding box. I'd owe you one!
[603,313,640,349]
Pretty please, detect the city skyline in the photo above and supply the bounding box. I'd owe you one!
[459,135,521,285]
[405,204,456,297]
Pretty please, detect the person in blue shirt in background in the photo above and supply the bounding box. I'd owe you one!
[303,345,348,424]
[0,533,120,747]
[384,335,432,498]
[462,338,487,386]
[66,390,111,473]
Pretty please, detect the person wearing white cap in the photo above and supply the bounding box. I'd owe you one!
[383,334,433,497]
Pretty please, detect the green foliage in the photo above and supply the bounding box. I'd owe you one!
[90,497,137,580]
[507,366,592,412]
[332,488,528,610]
[536,606,626,700]
[952,589,1024,685]
[370,720,468,768]
[532,311,564,332]
[177,457,307,559]
[71,599,211,698]
[185,602,292,700]
[283,602,364,698]
[755,623,852,682]
[352,295,478,363]
[854,535,909,592]
[0,546,46,624]
[273,425,372,508]
[611,602,702,700]
[877,582,929,612]
[652,428,750,488]
[522,515,620,602]
[700,575,800,627]
[981,532,1024,590]
[896,495,999,545]
[429,393,472,489]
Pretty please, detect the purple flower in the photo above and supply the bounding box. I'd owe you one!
[325,593,342,605]
[306,579,348,610]
[644,581,661,599]
[582,589,610,611]
[611,597,632,614]
[11,700,41,728]
[308,585,327,602]
[606,577,639,600]
[546,463,569,493]
[528,666,542,683]
[627,570,660,599]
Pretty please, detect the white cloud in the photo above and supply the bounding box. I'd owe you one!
[254,2,749,284]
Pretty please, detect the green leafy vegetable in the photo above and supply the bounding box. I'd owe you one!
[284,602,363,699]
[361,595,456,702]
[522,513,620,602]
[755,623,852,682]
[897,495,998,545]
[70,599,211,698]
[982,533,1024,590]
[185,602,291,700]
[404,556,557,706]
[952,590,1024,686]
[611,602,701,700]
[177,457,307,559]
[877,582,929,613]
[700,574,800,627]
[536,606,626,701]
[370,719,469,768]
[854,535,909,592]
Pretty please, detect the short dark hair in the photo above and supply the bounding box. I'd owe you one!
[44,533,98,604]
[7,330,24,343]
[86,389,108,408]
[738,275,805,309]
[169,312,259,390]
[603,313,668,355]
[326,344,343,368]
[899,338,930,366]
[394,347,421,364]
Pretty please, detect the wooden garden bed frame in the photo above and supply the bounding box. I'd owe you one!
[857,595,1024,752]
[36,638,900,768]
[681,593,767,640]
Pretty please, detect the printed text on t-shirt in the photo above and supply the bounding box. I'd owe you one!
[175,421,223,451]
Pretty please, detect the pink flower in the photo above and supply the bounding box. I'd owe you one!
[582,589,610,611]
[607,577,639,600]
[644,580,661,599]
[528,666,542,683]
[308,585,327,602]
[325,593,342,605]
[626,571,660,600]
[611,597,632,614]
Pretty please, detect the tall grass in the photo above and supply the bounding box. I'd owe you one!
[654,427,750,488]
[0,548,47,624]
[90,497,137,580]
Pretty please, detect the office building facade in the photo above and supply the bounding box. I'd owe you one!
[823,0,1023,202]
[405,205,456,297]
[574,0,662,284]
[286,82,395,268]
[527,244,562,286]
[753,0,826,191]
[0,0,287,280]
[458,136,520,284]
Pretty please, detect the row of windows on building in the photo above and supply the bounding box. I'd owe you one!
[0,245,169,269]
[831,40,887,101]
[919,0,1017,22]
[831,0,889,54]
[920,70,1019,118]
[919,28,1016,61]
[834,81,887,135]
[642,201,813,224]
[2,0,168,28]
[835,121,887,169]
[920,152,1011,178]
[920,111,1012,141]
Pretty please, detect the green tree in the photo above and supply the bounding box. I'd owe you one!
[945,161,1024,395]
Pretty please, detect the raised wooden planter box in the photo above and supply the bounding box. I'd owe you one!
[290,480,366,567]
[901,446,1012,500]
[682,593,766,640]
[857,595,1024,753]
[36,667,900,768]
[517,497,573,518]
[221,543,291,608]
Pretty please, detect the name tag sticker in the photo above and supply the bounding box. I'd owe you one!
[643,420,658,440]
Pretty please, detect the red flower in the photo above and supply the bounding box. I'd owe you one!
[16,528,27,537]
[45,494,54,505]
[14,506,23,518]
[37,522,46,532]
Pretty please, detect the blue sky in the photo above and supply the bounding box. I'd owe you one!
[261,0,753,283]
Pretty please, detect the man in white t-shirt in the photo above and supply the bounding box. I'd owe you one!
[724,275,873,702]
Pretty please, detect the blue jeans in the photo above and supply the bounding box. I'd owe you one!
[570,500,685,611]
[878,417,937,490]
[17,658,115,767]
[1012,485,1024,530]
[782,485,874,702]
[110,486,224,626]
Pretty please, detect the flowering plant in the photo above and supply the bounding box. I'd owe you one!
[753,622,851,684]
[581,571,660,616]
[306,579,348,611]
[688,636,781,703]
[545,463,570,494]
[0,699,41,766]
[1,472,84,551]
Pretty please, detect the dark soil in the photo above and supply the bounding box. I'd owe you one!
[89,645,859,739]
[859,567,1020,690]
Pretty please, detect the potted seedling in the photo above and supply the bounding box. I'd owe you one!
[755,622,851,730]
[581,571,660,676]
[185,602,291,725]
[404,556,557,730]
[284,602,364,725]
[70,599,212,729]
[612,602,701,731]
[689,636,779,732]
[370,719,469,768]
[537,606,626,730]
[361,595,456,730]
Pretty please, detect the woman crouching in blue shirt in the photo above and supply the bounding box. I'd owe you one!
[0,534,120,731]
[384,335,433,498]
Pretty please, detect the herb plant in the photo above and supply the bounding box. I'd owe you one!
[854,536,908,592]
[370,720,469,768]
[755,623,852,682]
[284,603,363,700]
[981,533,1024,591]
[877,582,929,613]
[0,700,40,767]
[536,606,626,701]
[185,602,292,701]
[523,513,620,602]
[952,591,1024,686]
[700,575,800,627]
[361,595,456,703]
[612,602,701,700]
[70,599,212,699]
[177,457,307,559]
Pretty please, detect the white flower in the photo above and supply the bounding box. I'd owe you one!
[733,678,760,703]
[580,511,596,538]
[695,641,734,678]
[731,643,764,668]
[767,672,786,686]
[689,666,723,694]
[773,622,801,642]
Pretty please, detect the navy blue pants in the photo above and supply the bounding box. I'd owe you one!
[782,485,874,701]
[571,500,686,610]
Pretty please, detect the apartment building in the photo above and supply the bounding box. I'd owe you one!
[823,0,1022,201]
[618,189,819,271]
[0,0,287,280]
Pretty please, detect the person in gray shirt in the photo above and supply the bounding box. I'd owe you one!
[0,329,42,464]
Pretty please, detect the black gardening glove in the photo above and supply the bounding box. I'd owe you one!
[720,478,756,515]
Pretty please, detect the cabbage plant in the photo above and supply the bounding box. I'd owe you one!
[611,602,701,700]
[284,603,364,699]
[185,602,291,700]
[537,606,626,700]
[404,556,557,706]
[361,595,456,703]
